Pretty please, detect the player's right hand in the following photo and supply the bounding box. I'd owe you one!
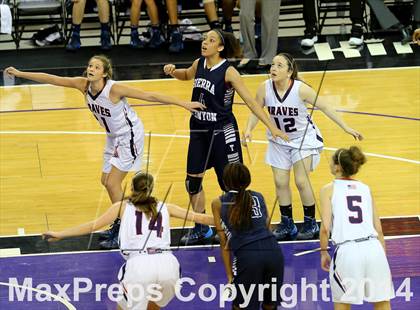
[320,252,331,272]
[5,67,20,78]
[271,127,289,142]
[42,231,61,242]
[413,28,420,45]
[163,64,176,76]
[242,130,252,146]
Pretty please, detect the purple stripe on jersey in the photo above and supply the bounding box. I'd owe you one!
[272,79,295,103]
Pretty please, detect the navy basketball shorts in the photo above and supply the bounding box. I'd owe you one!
[232,236,284,309]
[186,117,243,190]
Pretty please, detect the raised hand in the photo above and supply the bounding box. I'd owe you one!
[4,67,21,78]
[163,64,176,76]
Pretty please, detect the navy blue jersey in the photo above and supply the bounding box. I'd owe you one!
[220,190,273,252]
[191,57,235,125]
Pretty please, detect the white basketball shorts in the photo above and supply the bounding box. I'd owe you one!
[330,239,395,305]
[117,253,180,310]
[103,129,144,173]
[265,141,321,171]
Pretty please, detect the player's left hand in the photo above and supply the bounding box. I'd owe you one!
[42,231,62,242]
[184,101,206,112]
[320,252,331,272]
[345,127,363,141]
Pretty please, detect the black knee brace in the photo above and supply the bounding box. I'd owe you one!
[185,175,203,195]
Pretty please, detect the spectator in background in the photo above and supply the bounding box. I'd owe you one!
[238,0,280,68]
[129,0,165,49]
[66,0,112,51]
[301,0,318,48]
[163,0,184,53]
[349,0,412,46]
[203,0,237,33]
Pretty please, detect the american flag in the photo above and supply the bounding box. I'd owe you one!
[347,184,357,190]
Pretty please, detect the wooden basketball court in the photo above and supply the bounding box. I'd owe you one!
[0,67,419,235]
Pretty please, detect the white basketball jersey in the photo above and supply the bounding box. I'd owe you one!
[330,179,378,244]
[86,80,144,137]
[119,201,171,260]
[264,79,323,149]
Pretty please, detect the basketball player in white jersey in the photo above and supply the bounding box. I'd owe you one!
[243,53,363,240]
[319,146,394,309]
[5,56,204,248]
[43,171,214,309]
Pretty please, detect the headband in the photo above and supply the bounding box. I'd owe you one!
[337,150,344,168]
[213,28,225,46]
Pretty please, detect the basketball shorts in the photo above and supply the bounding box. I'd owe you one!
[232,236,284,309]
[117,253,180,310]
[265,141,322,171]
[330,239,395,304]
[103,129,144,173]
[187,117,243,190]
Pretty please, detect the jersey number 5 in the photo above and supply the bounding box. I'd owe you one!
[273,117,297,133]
[135,211,163,238]
[346,196,363,224]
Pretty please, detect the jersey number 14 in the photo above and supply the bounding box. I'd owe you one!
[135,211,163,238]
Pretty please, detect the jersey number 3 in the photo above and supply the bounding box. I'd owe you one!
[346,196,363,224]
[135,211,163,238]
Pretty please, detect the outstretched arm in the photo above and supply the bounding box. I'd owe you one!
[111,83,205,112]
[166,203,214,226]
[163,59,199,81]
[243,82,266,143]
[4,67,87,93]
[212,198,233,283]
[43,201,125,241]
[299,83,363,140]
[226,67,289,142]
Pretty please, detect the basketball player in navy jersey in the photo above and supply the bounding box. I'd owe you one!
[244,53,363,241]
[212,162,284,309]
[43,172,214,309]
[5,56,204,249]
[163,29,288,245]
[320,146,394,309]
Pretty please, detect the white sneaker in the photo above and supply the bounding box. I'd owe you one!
[349,35,364,46]
[301,35,318,47]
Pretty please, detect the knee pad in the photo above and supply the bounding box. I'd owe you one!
[185,175,203,195]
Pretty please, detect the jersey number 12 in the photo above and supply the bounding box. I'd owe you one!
[273,117,297,133]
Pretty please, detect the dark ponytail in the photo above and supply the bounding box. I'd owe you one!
[222,163,253,231]
[213,29,242,59]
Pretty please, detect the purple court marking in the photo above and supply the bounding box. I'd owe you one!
[0,103,419,122]
[0,237,418,309]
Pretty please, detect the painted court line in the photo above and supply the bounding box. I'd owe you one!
[0,282,76,309]
[1,66,418,90]
[1,130,418,164]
